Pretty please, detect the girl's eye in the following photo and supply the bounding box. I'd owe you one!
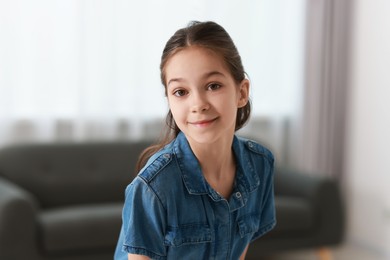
[207,83,222,91]
[173,89,187,97]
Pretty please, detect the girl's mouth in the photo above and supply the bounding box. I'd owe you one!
[189,118,218,127]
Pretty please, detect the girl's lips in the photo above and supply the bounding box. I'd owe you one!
[189,118,217,127]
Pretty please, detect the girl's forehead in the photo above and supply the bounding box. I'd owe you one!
[165,46,229,76]
[172,46,222,60]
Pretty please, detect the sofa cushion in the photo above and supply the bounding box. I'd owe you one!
[269,196,314,236]
[38,203,122,254]
[0,142,150,208]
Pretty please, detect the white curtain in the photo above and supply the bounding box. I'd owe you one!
[0,0,306,165]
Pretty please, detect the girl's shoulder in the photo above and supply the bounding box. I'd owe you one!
[129,140,189,208]
[137,143,176,184]
[234,135,274,163]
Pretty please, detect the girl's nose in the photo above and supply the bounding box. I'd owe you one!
[191,93,210,113]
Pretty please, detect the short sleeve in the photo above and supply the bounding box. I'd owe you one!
[251,156,276,241]
[120,177,167,260]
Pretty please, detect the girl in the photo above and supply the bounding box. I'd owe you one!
[115,21,276,260]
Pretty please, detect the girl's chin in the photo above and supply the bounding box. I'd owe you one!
[184,132,233,146]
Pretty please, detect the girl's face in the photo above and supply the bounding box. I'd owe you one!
[164,46,249,145]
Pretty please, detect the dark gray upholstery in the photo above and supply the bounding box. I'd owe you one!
[246,169,345,259]
[39,203,123,253]
[0,142,344,260]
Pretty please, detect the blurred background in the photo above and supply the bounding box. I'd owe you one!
[0,0,389,259]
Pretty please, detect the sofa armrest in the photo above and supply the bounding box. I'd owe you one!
[0,176,40,258]
[274,168,345,244]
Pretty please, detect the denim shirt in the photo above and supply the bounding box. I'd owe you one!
[115,132,276,260]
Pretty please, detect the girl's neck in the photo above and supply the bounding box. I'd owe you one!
[188,137,236,198]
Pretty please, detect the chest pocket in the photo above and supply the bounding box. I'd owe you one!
[164,224,212,247]
[237,214,260,238]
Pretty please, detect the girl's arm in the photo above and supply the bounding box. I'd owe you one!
[239,245,249,260]
[128,254,150,260]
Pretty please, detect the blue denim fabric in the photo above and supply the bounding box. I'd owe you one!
[114,132,276,260]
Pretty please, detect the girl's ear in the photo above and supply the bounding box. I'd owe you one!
[237,79,250,108]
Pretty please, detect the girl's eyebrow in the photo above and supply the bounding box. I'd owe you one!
[167,77,185,86]
[204,71,226,79]
[167,71,226,87]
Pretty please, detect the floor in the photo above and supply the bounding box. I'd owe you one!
[264,243,389,260]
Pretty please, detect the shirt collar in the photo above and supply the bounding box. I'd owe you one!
[173,132,260,201]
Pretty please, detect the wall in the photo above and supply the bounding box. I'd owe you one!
[345,0,390,256]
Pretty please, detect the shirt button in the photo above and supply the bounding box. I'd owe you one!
[248,141,253,148]
[163,153,170,159]
[235,192,242,198]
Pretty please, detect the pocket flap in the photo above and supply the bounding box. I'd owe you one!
[164,224,212,247]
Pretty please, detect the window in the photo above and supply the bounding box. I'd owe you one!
[0,0,306,146]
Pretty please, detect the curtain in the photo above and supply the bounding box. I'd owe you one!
[0,0,306,167]
[291,0,353,177]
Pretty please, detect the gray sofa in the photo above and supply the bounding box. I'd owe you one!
[0,141,344,260]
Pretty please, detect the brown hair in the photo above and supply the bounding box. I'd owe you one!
[136,21,251,172]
